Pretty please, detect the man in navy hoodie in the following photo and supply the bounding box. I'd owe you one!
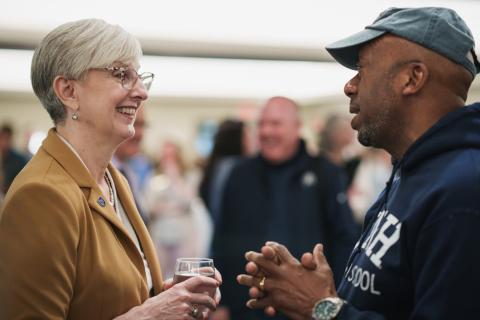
[237,7,480,320]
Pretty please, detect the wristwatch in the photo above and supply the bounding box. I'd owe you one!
[311,297,345,320]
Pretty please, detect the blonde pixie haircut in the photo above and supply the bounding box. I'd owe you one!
[31,19,143,125]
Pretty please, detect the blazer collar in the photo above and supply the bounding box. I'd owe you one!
[42,128,96,188]
[41,129,122,229]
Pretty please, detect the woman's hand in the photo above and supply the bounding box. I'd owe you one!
[163,268,223,318]
[116,275,218,320]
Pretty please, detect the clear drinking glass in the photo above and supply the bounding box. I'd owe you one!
[173,257,216,296]
[174,258,215,280]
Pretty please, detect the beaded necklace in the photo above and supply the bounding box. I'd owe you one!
[104,172,116,211]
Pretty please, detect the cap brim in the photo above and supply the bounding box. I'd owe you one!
[326,28,387,70]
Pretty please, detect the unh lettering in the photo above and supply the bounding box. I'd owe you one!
[361,210,402,269]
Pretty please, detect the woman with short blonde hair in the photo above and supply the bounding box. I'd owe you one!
[0,18,219,319]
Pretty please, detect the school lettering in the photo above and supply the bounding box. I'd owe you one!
[345,264,381,295]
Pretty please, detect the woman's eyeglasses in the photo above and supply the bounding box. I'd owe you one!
[101,66,154,91]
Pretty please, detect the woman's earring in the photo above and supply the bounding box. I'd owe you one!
[72,112,79,120]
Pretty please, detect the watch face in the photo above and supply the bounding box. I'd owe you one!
[313,298,342,320]
[323,301,337,315]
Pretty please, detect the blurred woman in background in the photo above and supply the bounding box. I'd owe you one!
[199,119,250,225]
[147,140,212,279]
[0,18,218,319]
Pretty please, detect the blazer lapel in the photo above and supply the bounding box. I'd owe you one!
[109,164,163,294]
[42,129,127,233]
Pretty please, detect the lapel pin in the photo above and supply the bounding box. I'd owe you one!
[302,171,317,187]
[97,196,106,207]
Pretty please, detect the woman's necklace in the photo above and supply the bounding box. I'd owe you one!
[104,172,116,211]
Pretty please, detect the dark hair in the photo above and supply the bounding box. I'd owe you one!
[199,119,245,208]
[0,124,13,137]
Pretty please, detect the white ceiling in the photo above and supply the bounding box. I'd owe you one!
[2,0,479,48]
[1,0,479,101]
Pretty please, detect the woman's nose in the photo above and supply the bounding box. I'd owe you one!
[130,79,149,101]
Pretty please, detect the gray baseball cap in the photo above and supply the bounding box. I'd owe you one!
[326,7,480,77]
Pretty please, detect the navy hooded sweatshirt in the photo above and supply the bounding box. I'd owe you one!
[336,103,480,319]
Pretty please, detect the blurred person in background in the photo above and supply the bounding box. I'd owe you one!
[348,148,391,225]
[199,119,252,320]
[319,114,360,187]
[0,123,30,196]
[0,18,219,319]
[319,115,392,226]
[199,119,251,226]
[147,140,212,279]
[211,96,358,320]
[238,7,480,320]
[113,105,153,225]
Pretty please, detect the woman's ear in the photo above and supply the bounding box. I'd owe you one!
[401,63,428,96]
[52,75,78,111]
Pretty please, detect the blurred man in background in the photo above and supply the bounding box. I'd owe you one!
[318,114,359,188]
[0,124,29,196]
[212,96,358,320]
[113,106,153,225]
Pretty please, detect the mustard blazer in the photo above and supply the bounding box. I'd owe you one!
[0,129,163,320]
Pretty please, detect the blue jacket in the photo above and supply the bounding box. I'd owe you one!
[2,148,29,192]
[338,103,480,319]
[212,141,359,320]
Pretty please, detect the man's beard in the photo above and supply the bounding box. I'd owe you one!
[357,103,393,149]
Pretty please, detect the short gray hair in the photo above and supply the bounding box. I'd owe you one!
[31,19,142,125]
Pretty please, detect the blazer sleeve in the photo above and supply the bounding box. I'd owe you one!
[0,182,80,320]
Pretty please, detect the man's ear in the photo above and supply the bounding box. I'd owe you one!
[52,75,78,111]
[401,63,428,96]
